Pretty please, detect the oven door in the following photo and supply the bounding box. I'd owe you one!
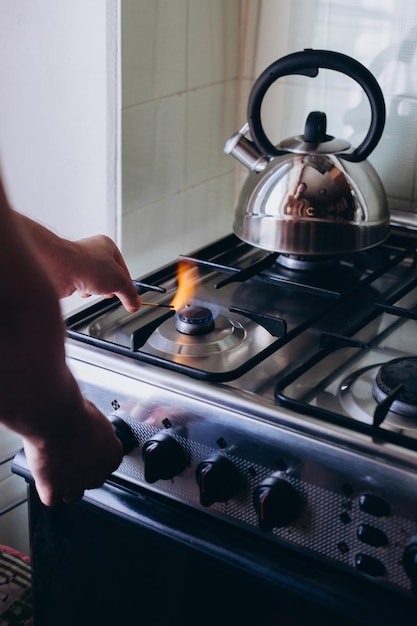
[13,452,416,626]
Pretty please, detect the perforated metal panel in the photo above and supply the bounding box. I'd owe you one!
[73,359,417,598]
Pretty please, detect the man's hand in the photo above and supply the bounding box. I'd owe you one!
[22,396,123,506]
[14,212,141,312]
[0,182,131,505]
[52,234,141,312]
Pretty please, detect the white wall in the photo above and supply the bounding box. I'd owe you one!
[0,0,120,246]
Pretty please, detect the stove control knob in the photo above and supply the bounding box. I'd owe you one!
[253,474,303,531]
[110,416,138,455]
[358,493,390,518]
[402,535,417,594]
[195,454,241,507]
[142,432,189,483]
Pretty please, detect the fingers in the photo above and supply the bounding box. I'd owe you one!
[73,236,142,312]
[62,491,85,504]
[38,488,84,506]
[76,277,141,312]
[117,287,142,312]
[108,240,142,312]
[99,288,142,312]
[31,476,84,506]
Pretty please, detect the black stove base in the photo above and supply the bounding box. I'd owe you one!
[22,479,417,626]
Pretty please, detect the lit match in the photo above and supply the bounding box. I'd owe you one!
[141,302,175,309]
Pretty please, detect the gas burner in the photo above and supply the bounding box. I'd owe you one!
[372,357,417,419]
[275,254,337,271]
[175,305,215,336]
[146,307,246,358]
[338,361,417,434]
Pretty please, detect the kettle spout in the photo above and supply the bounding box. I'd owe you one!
[224,123,268,172]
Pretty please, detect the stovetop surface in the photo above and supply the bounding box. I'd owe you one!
[67,231,416,371]
[66,227,417,457]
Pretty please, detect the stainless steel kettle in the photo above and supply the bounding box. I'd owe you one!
[224,49,390,256]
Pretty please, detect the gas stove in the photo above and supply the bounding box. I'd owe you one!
[62,224,417,606]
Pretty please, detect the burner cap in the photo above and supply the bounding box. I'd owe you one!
[275,254,337,271]
[372,357,417,418]
[175,305,215,335]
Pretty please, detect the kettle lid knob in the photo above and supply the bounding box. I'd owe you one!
[278,110,352,155]
[303,111,329,143]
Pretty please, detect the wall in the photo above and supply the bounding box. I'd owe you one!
[120,0,244,277]
[0,0,121,313]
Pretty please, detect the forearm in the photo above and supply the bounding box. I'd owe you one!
[0,182,83,437]
[13,210,66,253]
[12,211,80,298]
[13,209,141,310]
[0,178,123,505]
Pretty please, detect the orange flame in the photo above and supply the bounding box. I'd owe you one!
[171,261,199,311]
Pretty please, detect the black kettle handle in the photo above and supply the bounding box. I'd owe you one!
[247,49,386,163]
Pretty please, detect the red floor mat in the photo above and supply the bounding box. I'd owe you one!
[0,545,32,626]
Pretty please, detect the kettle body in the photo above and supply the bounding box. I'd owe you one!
[225,49,390,256]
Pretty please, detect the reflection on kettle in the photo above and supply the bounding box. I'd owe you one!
[225,49,390,256]
[281,154,357,221]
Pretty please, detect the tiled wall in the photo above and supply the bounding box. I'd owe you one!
[121,0,242,277]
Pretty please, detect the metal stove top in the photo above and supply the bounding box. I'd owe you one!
[67,228,415,373]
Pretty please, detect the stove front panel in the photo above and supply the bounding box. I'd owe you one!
[68,353,417,600]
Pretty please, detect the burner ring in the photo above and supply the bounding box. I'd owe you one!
[339,363,417,433]
[372,357,417,418]
[147,313,246,357]
[175,305,215,335]
[275,255,337,271]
